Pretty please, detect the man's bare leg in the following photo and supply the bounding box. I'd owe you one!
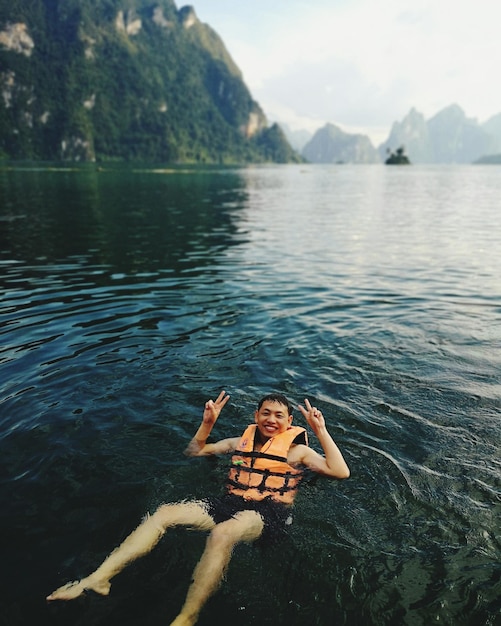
[47,501,215,601]
[170,510,264,626]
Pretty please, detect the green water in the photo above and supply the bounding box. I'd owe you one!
[1,163,500,625]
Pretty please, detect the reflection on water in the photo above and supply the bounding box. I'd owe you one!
[1,164,500,625]
[0,165,249,270]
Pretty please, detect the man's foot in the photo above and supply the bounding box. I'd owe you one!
[46,577,111,601]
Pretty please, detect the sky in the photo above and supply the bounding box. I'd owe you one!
[189,0,500,146]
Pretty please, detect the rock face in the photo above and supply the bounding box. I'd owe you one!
[0,22,34,56]
[379,108,432,163]
[480,113,501,156]
[0,0,299,163]
[302,123,380,164]
[379,104,496,164]
[427,104,490,163]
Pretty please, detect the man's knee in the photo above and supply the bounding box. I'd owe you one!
[208,511,264,549]
[206,523,238,552]
[150,501,214,531]
[150,505,173,531]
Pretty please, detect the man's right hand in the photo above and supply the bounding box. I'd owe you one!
[185,390,234,457]
[202,390,230,426]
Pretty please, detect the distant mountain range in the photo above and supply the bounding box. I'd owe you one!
[379,105,501,164]
[282,105,501,164]
[301,123,379,164]
[2,0,500,166]
[0,0,299,163]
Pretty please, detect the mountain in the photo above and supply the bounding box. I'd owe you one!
[0,0,299,163]
[379,104,495,164]
[481,113,501,154]
[379,108,433,163]
[278,123,312,153]
[301,123,380,164]
[427,104,491,163]
[474,153,501,164]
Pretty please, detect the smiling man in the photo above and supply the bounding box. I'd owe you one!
[47,391,350,626]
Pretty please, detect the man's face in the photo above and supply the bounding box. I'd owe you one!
[254,400,293,440]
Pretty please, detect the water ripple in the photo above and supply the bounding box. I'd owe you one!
[1,165,501,625]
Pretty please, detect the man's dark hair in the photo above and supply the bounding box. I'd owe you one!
[257,393,294,416]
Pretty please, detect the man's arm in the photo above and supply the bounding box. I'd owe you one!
[289,399,350,479]
[184,390,240,457]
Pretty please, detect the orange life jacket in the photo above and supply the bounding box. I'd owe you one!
[227,424,308,505]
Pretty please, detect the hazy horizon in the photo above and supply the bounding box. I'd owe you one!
[191,0,501,146]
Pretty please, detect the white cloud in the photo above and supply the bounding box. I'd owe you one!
[193,0,501,143]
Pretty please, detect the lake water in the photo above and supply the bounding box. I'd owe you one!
[1,163,500,626]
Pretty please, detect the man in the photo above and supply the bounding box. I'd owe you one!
[47,391,350,626]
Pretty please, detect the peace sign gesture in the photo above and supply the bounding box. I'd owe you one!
[202,390,230,426]
[298,398,326,435]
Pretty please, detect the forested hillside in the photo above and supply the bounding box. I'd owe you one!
[0,0,299,163]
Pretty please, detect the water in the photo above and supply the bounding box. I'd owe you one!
[1,163,500,625]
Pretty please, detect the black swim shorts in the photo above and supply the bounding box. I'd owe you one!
[204,493,293,546]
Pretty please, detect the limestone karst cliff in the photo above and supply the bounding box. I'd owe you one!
[302,123,380,164]
[0,0,299,163]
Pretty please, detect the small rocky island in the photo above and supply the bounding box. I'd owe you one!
[385,146,411,165]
